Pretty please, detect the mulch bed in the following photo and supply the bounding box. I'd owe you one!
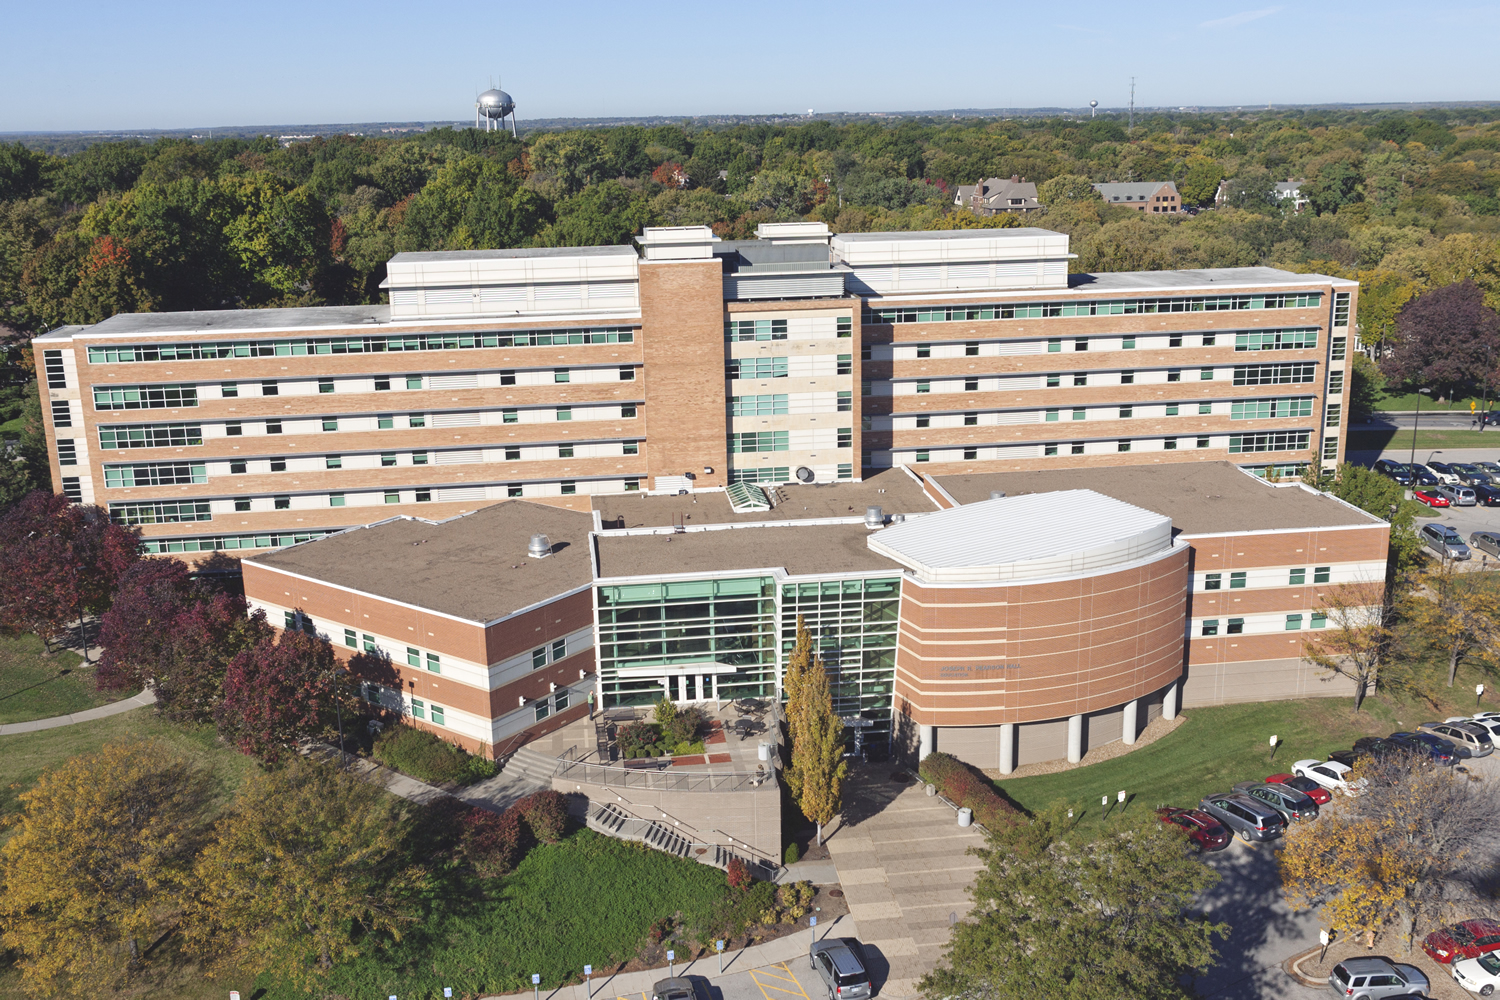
[670,755,707,766]
[707,752,733,764]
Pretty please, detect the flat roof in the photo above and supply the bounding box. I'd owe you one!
[593,469,937,529]
[64,304,390,338]
[247,501,594,623]
[833,228,1061,242]
[1067,266,1354,292]
[389,246,637,263]
[595,523,903,580]
[935,463,1383,535]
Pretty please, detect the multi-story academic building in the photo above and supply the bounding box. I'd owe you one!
[31,223,1357,558]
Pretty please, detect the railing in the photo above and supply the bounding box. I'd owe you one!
[557,756,776,792]
[589,801,783,879]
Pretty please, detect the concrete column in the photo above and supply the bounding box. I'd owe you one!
[1066,714,1084,764]
[918,725,935,760]
[1122,699,1139,746]
[998,723,1016,775]
[1163,682,1179,721]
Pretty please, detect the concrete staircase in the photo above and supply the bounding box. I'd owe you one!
[455,745,559,813]
[586,801,776,879]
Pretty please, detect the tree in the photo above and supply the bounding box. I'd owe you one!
[216,626,359,761]
[920,806,1226,1000]
[1381,281,1500,402]
[0,739,211,997]
[1347,353,1385,421]
[1302,580,1392,712]
[1304,159,1364,216]
[783,616,847,845]
[185,760,428,987]
[0,491,140,650]
[1404,559,1499,686]
[1280,754,1500,948]
[1327,462,1422,584]
[1178,157,1224,207]
[1037,174,1096,204]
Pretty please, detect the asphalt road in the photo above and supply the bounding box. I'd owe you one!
[1363,412,1500,431]
[601,960,822,1000]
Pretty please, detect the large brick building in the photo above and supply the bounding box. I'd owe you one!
[31,223,1355,559]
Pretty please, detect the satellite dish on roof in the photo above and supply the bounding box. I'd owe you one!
[795,467,815,483]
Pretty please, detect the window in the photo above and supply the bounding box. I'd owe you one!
[1168,369,1181,382]
[1047,373,1061,387]
[861,379,872,396]
[1325,404,1341,427]
[412,451,428,464]
[345,628,357,648]
[265,419,282,434]
[318,379,334,394]
[384,491,399,504]
[625,477,641,491]
[1044,443,1059,456]
[915,415,929,428]
[1072,408,1086,421]
[1169,335,1183,347]
[1200,368,1214,381]
[1314,566,1331,583]
[269,457,286,472]
[1045,409,1060,423]
[230,460,246,474]
[329,493,345,506]
[965,342,979,356]
[426,652,440,673]
[554,368,570,383]
[1121,371,1134,384]
[726,319,788,341]
[43,350,66,388]
[415,490,431,502]
[61,478,82,503]
[56,440,77,466]
[1286,614,1304,630]
[326,455,341,469]
[532,647,547,669]
[558,444,574,459]
[837,391,852,412]
[556,407,571,421]
[222,382,239,398]
[375,378,390,391]
[1047,339,1061,353]
[1202,620,1219,637]
[1333,291,1351,327]
[1199,402,1212,415]
[406,375,423,390]
[225,420,242,437]
[552,638,566,661]
[1235,329,1318,352]
[1290,567,1306,585]
[1227,618,1244,634]
[1117,440,1131,452]
[1204,573,1222,590]
[837,355,853,375]
[500,370,516,386]
[622,404,637,418]
[50,400,71,427]
[560,481,576,495]
[322,417,338,432]
[381,453,396,467]
[623,441,639,455]
[1197,436,1211,449]
[1075,339,1088,351]
[964,378,978,392]
[411,699,425,721]
[407,647,420,667]
[1332,337,1347,361]
[963,412,977,426]
[94,385,198,410]
[273,495,290,510]
[1119,406,1133,418]
[1230,397,1315,420]
[837,428,852,448]
[916,381,930,394]
[1122,337,1136,349]
[378,415,394,429]
[1073,373,1087,386]
[837,463,852,479]
[409,414,425,427]
[731,431,789,453]
[915,451,929,463]
[1202,335,1216,346]
[503,409,518,424]
[916,344,930,359]
[964,448,978,460]
[235,497,251,512]
[1164,437,1177,449]
[1230,572,1247,589]
[837,317,852,338]
[1234,362,1318,386]
[860,345,871,361]
[261,381,278,396]
[1323,438,1338,460]
[431,705,445,726]
[1328,371,1344,393]
[1071,442,1084,455]
[534,701,550,722]
[1228,431,1311,454]
[1164,404,1180,417]
[729,357,788,380]
[619,365,635,381]
[1311,611,1327,629]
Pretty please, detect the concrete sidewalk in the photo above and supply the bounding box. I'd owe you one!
[475,913,861,1000]
[0,688,157,736]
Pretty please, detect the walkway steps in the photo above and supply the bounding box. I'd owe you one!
[585,802,776,879]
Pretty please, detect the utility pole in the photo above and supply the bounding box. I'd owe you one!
[1128,78,1135,136]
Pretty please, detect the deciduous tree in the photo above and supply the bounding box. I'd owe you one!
[1302,580,1392,713]
[1405,559,1500,686]
[920,806,1226,1000]
[0,739,211,998]
[783,615,847,845]
[185,760,428,987]
[1382,281,1500,402]
[216,626,359,761]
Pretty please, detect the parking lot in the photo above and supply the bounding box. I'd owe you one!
[1355,446,1500,566]
[591,960,817,1000]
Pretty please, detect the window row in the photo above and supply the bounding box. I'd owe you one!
[724,316,852,342]
[865,291,1322,325]
[1200,612,1328,636]
[84,326,637,363]
[879,396,1316,430]
[877,328,1319,361]
[889,431,1313,464]
[730,465,854,484]
[730,392,853,416]
[874,363,1318,396]
[727,356,853,379]
[1203,567,1331,590]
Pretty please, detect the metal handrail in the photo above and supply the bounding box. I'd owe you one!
[557,756,776,792]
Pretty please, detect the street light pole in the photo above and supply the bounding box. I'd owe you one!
[1409,388,1431,490]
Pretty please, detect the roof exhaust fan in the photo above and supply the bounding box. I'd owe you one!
[527,533,553,559]
[864,505,884,529]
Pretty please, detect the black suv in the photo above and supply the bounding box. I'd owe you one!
[1372,459,1413,486]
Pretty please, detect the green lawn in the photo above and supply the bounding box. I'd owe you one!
[1347,428,1500,454]
[1374,391,1494,412]
[0,633,139,725]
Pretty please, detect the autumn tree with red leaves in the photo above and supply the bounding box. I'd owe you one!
[1381,281,1500,402]
[0,490,139,650]
[216,628,361,762]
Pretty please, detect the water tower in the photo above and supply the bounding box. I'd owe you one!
[1090,100,1099,118]
[475,87,517,136]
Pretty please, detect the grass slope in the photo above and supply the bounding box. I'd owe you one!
[0,632,137,725]
[1347,428,1500,454]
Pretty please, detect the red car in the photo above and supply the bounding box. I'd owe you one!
[1414,489,1451,508]
[1265,772,1333,805]
[1157,807,1231,852]
[1423,918,1500,964]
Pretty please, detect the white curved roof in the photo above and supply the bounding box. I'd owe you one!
[867,489,1172,584]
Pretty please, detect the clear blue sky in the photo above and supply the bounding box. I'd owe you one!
[4,0,1498,131]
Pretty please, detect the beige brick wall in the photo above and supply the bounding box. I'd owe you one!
[639,260,728,488]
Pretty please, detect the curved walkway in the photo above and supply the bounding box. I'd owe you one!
[0,689,156,736]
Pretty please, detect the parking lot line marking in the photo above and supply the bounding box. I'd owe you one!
[750,962,811,1000]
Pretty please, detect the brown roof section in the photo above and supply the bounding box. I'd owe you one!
[595,524,903,580]
[935,462,1382,535]
[247,501,595,623]
[593,468,936,529]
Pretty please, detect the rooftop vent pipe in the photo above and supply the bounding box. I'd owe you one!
[864,505,884,529]
[891,513,906,524]
[990,490,1007,500]
[527,533,553,559]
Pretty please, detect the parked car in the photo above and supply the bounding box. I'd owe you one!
[651,978,703,1000]
[1467,717,1500,744]
[1409,463,1441,486]
[1473,486,1500,508]
[1473,531,1500,556]
[1418,720,1494,758]
[1431,462,1464,485]
[1453,951,1500,995]
[1373,459,1414,486]
[1438,483,1479,506]
[1292,758,1367,796]
[1328,749,1361,769]
[1423,523,1473,560]
[1197,792,1286,842]
[1231,780,1320,822]
[1414,489,1452,508]
[1329,957,1430,998]
[1265,772,1333,805]
[1475,460,1500,477]
[810,938,873,1000]
[1425,918,1500,964]
[1387,730,1458,765]
[1352,736,1407,760]
[1156,807,1231,851]
[1453,463,1495,486]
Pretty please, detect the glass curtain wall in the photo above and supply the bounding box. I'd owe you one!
[596,577,777,707]
[780,577,900,737]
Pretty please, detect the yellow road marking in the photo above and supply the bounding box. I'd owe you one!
[751,962,812,1000]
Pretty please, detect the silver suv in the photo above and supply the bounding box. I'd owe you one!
[1422,523,1472,560]
[1328,956,1429,998]
[1419,720,1494,758]
[810,937,872,999]
[1438,483,1478,506]
[1197,792,1286,843]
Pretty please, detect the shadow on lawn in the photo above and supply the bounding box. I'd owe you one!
[0,668,79,703]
